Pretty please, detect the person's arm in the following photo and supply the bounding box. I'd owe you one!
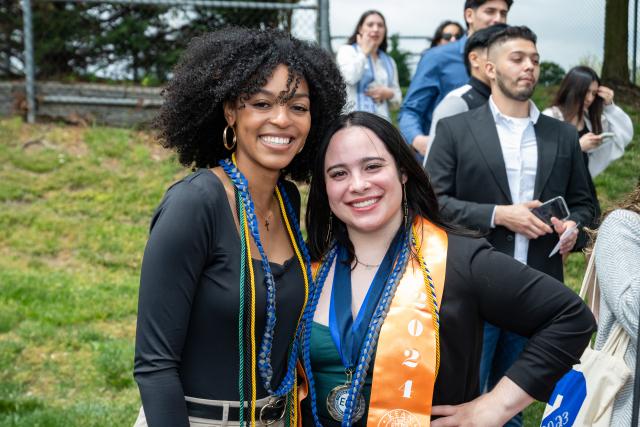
[594,209,640,338]
[474,240,595,398]
[432,377,534,427]
[423,96,469,164]
[335,44,367,86]
[134,182,214,427]
[387,58,402,110]
[398,50,439,149]
[433,239,596,425]
[563,128,596,234]
[365,58,402,107]
[425,119,499,231]
[587,104,634,177]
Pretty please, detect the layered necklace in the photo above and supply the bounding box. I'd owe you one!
[220,155,313,426]
[301,221,441,427]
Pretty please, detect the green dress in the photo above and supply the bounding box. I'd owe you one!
[302,322,374,426]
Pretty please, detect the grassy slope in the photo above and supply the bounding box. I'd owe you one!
[0,87,637,426]
[0,120,185,425]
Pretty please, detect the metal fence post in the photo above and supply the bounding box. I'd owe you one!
[21,0,36,123]
[318,0,331,52]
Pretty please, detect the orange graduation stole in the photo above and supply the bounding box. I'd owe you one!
[366,217,447,426]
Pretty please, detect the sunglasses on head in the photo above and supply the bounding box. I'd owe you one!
[441,32,462,41]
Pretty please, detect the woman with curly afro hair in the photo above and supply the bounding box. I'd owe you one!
[133,27,346,427]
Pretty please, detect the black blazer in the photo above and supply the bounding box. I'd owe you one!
[426,103,594,281]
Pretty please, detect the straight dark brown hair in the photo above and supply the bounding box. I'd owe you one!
[553,65,604,134]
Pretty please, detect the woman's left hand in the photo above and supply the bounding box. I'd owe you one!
[366,85,393,103]
[597,85,614,105]
[431,377,534,427]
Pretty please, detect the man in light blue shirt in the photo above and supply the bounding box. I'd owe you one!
[399,0,512,157]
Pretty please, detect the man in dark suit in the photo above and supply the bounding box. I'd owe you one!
[426,26,594,427]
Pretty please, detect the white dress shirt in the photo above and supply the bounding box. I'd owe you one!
[489,97,540,265]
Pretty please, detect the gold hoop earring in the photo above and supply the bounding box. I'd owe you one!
[223,125,236,151]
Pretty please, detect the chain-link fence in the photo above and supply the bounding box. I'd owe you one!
[331,0,639,89]
[2,0,327,124]
[3,0,638,124]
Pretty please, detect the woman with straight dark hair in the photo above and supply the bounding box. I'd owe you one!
[336,10,401,120]
[543,66,633,178]
[543,66,633,247]
[300,111,595,426]
[133,27,345,427]
[429,20,464,48]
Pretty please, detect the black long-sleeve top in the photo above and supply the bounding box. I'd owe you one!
[302,232,596,426]
[433,234,595,404]
[134,170,305,427]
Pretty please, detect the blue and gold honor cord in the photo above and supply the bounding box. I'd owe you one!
[221,155,313,426]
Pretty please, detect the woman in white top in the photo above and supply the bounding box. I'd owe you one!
[336,10,402,121]
[542,66,633,248]
[542,65,633,178]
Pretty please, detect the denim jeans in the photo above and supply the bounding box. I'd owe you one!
[479,322,527,427]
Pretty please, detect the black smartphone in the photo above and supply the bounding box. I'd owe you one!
[530,196,570,226]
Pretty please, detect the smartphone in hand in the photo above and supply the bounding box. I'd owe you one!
[530,196,570,226]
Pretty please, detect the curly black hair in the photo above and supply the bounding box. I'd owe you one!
[155,27,346,182]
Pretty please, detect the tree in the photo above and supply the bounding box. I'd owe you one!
[0,0,22,78]
[602,0,630,85]
[388,33,411,88]
[539,61,565,87]
[9,0,301,83]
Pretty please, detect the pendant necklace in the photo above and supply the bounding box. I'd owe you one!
[219,156,313,424]
[254,197,275,231]
[326,368,365,423]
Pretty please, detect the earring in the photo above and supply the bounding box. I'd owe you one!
[402,183,409,230]
[223,125,236,151]
[324,212,333,247]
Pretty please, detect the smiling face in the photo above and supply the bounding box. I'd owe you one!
[324,126,405,236]
[224,64,311,174]
[359,13,386,47]
[488,38,540,102]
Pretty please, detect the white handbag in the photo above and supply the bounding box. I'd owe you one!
[540,254,632,427]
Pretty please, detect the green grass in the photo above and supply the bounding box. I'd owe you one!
[0,119,182,426]
[0,85,638,425]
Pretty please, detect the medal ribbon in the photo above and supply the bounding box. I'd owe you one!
[366,218,447,426]
[328,230,403,370]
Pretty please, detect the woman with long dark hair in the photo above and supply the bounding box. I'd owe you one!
[429,20,464,48]
[133,27,345,427]
[300,111,595,426]
[336,10,401,120]
[543,66,633,247]
[543,66,633,178]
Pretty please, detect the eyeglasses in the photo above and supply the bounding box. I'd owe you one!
[441,32,463,41]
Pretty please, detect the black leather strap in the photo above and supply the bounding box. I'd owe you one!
[186,399,285,423]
